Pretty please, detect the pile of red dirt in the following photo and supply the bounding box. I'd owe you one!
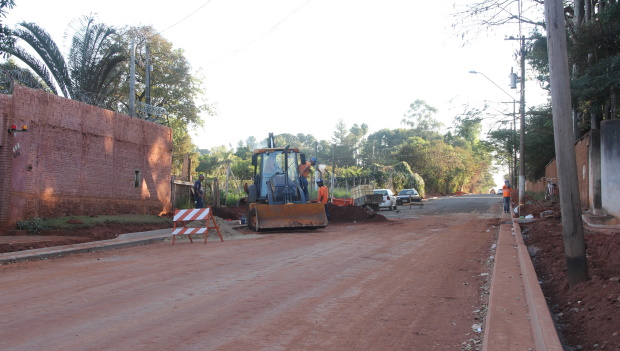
[327,204,388,224]
[521,212,620,350]
[518,194,561,218]
[212,204,388,224]
[212,206,246,220]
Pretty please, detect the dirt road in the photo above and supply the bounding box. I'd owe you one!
[1,195,501,350]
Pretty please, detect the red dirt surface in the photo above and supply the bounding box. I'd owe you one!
[1,213,495,350]
[0,205,385,253]
[521,205,620,350]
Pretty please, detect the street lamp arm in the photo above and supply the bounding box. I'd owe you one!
[469,70,517,102]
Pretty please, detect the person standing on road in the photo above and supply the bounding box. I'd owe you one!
[502,180,512,213]
[316,179,330,220]
[298,157,316,202]
[194,174,205,208]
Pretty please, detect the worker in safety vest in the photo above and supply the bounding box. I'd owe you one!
[502,180,512,213]
[316,179,330,220]
[298,157,316,202]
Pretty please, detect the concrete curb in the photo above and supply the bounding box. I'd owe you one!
[0,231,170,264]
[483,213,563,351]
[0,228,259,265]
[512,219,563,351]
[483,220,536,350]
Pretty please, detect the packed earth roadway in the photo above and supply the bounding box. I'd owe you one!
[1,194,618,351]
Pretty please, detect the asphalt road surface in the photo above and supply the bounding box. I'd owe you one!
[1,195,502,350]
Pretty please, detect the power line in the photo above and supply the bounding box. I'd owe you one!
[153,0,215,38]
[207,0,313,65]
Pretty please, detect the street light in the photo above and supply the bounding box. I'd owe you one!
[469,70,521,208]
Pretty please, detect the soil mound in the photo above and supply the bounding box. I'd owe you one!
[522,211,620,350]
[327,204,388,224]
[211,204,387,224]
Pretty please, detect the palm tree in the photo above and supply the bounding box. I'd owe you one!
[9,21,68,96]
[67,15,126,108]
[7,15,126,108]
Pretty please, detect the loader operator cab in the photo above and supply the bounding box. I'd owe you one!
[249,147,306,204]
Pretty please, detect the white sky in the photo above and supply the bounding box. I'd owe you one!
[6,0,548,186]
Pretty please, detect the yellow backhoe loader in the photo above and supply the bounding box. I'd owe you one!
[245,134,328,232]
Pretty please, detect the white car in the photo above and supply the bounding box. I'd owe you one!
[373,189,397,211]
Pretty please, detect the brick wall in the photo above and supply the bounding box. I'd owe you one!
[525,133,590,209]
[0,86,172,231]
[0,94,12,232]
[574,134,589,209]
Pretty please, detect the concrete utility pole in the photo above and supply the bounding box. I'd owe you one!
[518,36,526,213]
[129,39,136,118]
[544,0,589,287]
[469,70,519,188]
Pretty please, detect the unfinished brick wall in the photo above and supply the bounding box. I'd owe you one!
[1,86,172,231]
[525,133,590,209]
[0,94,12,231]
[574,134,589,209]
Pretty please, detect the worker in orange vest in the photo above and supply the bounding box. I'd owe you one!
[502,180,512,213]
[298,157,316,202]
[316,179,330,220]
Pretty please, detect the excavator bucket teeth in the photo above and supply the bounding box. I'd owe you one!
[248,203,328,231]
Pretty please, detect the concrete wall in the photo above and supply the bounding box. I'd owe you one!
[0,86,173,232]
[601,120,620,218]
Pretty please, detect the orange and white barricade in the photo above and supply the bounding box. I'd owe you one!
[171,207,224,245]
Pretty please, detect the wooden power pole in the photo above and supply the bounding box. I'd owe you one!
[544,0,589,287]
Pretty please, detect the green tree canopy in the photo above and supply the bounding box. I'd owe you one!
[8,16,126,107]
[401,99,443,140]
[0,0,15,57]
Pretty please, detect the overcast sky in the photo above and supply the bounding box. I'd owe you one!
[6,0,548,152]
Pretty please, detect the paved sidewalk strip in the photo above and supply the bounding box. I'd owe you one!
[483,213,563,351]
[483,221,535,350]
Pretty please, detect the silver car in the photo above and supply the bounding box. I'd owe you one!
[396,188,421,205]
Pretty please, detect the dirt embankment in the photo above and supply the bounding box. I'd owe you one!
[521,201,620,351]
[0,204,386,253]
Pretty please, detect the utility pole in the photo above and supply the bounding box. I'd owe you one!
[518,35,526,213]
[544,0,589,287]
[506,36,528,215]
[145,44,151,105]
[469,70,519,188]
[129,38,136,117]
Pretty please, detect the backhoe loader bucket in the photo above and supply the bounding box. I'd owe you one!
[248,202,328,231]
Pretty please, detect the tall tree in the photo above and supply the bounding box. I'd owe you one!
[0,0,15,57]
[451,0,545,41]
[67,15,126,108]
[7,16,126,108]
[120,26,208,127]
[401,100,443,140]
[116,26,213,173]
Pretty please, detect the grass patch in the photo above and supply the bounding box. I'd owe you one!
[32,215,173,232]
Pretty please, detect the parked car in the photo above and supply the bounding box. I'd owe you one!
[396,188,421,205]
[497,188,504,196]
[373,189,397,210]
